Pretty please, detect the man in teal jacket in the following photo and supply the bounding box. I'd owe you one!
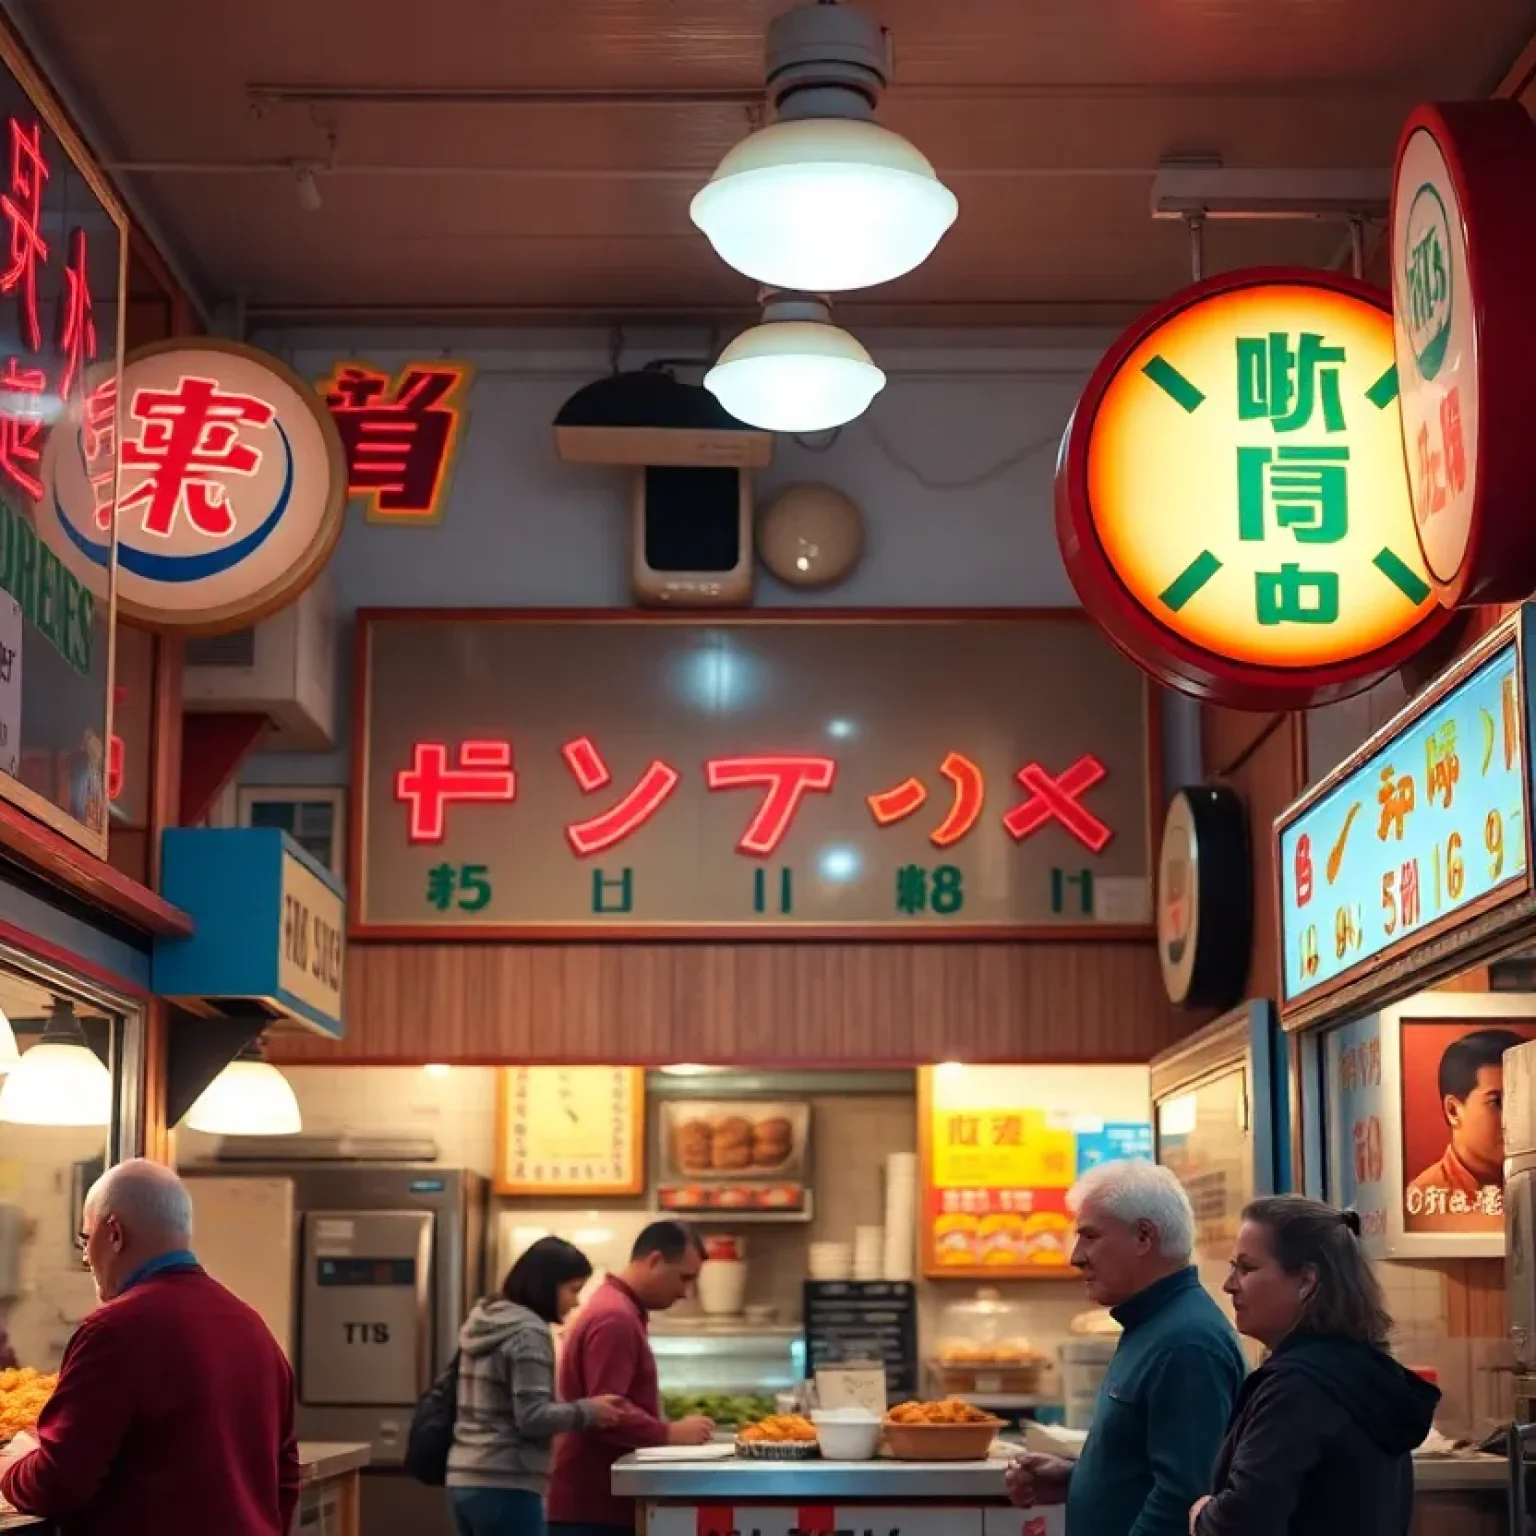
[1007,1160,1245,1536]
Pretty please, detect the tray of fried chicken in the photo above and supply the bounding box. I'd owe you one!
[882,1397,1005,1461]
[0,1369,55,1444]
[735,1413,821,1460]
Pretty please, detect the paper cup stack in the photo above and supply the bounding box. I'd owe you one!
[883,1152,917,1281]
[809,1242,853,1281]
[854,1225,885,1280]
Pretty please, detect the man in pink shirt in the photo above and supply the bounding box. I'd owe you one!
[549,1221,711,1535]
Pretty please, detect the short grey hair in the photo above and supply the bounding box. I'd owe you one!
[1068,1159,1195,1262]
[85,1158,193,1243]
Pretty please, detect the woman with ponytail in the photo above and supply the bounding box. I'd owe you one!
[1188,1195,1440,1536]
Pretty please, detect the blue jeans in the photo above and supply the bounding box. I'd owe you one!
[450,1487,547,1536]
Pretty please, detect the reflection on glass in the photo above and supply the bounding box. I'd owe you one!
[0,968,115,1382]
[248,798,337,871]
[1157,1068,1255,1352]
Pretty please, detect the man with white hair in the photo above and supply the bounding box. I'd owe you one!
[0,1158,299,1535]
[1006,1158,1244,1536]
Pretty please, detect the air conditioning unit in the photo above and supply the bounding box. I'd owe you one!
[182,573,337,751]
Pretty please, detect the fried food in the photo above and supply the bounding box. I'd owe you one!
[0,1367,56,1441]
[739,1414,817,1444]
[711,1116,754,1171]
[677,1119,714,1172]
[752,1117,794,1168]
[886,1397,996,1426]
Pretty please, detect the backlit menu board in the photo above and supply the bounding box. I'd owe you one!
[1278,634,1528,1011]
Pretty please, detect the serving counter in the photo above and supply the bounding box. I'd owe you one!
[614,1451,1508,1536]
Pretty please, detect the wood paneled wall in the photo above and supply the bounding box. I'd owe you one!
[268,940,1187,1066]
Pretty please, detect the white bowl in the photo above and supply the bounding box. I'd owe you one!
[812,1409,882,1462]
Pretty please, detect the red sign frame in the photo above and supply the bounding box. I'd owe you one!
[1056,266,1454,710]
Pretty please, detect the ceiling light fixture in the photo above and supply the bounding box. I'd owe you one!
[0,999,112,1127]
[183,1038,303,1137]
[705,292,885,434]
[690,2,957,293]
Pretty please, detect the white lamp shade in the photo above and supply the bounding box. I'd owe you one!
[183,1057,302,1137]
[0,1040,112,1126]
[0,1008,18,1069]
[705,321,885,434]
[690,118,958,293]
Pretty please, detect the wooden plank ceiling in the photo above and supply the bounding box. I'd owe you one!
[14,0,1536,326]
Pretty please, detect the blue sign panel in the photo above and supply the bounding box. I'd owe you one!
[153,828,346,1037]
[1076,1121,1154,1175]
[1278,635,1528,1006]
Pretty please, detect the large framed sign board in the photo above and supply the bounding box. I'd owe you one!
[350,610,1158,939]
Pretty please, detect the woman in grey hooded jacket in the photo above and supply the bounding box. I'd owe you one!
[447,1237,626,1536]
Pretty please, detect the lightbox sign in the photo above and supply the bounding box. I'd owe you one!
[1278,630,1529,1009]
[1057,268,1452,709]
[352,612,1155,937]
[0,32,125,854]
[37,338,348,635]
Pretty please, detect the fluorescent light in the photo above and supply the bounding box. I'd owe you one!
[183,1043,302,1137]
[424,1063,451,1078]
[706,299,885,434]
[0,1000,111,1127]
[659,1063,724,1078]
[691,118,957,293]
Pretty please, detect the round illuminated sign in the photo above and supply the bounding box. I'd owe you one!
[1391,101,1536,607]
[1156,785,1250,1011]
[1057,268,1452,708]
[37,338,347,634]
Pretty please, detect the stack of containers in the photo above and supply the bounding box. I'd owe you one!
[854,1226,884,1280]
[883,1152,917,1280]
[809,1242,853,1281]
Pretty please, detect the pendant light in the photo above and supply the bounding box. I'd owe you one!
[690,3,958,293]
[0,998,112,1127]
[183,1038,302,1137]
[705,293,885,434]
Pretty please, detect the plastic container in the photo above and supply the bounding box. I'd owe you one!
[811,1408,882,1461]
[1059,1337,1118,1430]
[697,1258,748,1316]
[933,1287,1045,1393]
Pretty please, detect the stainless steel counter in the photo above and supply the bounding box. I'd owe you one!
[0,1515,39,1531]
[614,1452,1510,1501]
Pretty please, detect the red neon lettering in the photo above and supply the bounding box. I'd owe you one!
[562,737,680,856]
[930,751,985,848]
[395,740,517,843]
[706,754,836,857]
[0,355,46,499]
[0,117,47,353]
[867,776,926,826]
[106,685,126,804]
[320,361,470,520]
[56,227,97,403]
[119,375,275,539]
[1003,754,1113,853]
[84,376,118,529]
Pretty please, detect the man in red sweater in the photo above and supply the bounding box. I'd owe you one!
[548,1220,711,1535]
[0,1159,299,1536]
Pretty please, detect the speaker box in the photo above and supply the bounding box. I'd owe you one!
[630,464,753,607]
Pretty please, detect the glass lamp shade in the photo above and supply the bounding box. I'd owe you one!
[690,118,958,292]
[183,1057,303,1137]
[705,320,885,434]
[0,1039,112,1126]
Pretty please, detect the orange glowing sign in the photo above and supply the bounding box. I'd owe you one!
[1057,269,1452,709]
[317,358,474,525]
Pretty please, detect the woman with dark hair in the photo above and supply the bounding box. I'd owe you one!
[1188,1195,1440,1536]
[447,1236,627,1536]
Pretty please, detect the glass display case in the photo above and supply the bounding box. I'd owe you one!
[931,1287,1046,1396]
[652,1323,805,1430]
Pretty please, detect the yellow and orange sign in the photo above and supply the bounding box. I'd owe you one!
[1057,270,1452,708]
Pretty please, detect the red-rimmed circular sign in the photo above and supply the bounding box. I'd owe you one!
[1056,267,1453,709]
[1391,101,1536,608]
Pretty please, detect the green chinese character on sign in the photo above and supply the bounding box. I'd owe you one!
[931,865,965,915]
[895,865,927,915]
[1235,332,1346,433]
[1051,867,1095,916]
[458,864,492,911]
[1237,445,1350,545]
[1406,226,1448,335]
[426,863,457,911]
[591,868,634,914]
[1256,564,1340,626]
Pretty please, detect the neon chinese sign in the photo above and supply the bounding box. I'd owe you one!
[1278,621,1529,1014]
[1057,269,1453,709]
[37,339,348,634]
[318,359,473,525]
[354,612,1153,937]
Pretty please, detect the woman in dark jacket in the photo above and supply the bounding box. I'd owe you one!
[1189,1195,1440,1536]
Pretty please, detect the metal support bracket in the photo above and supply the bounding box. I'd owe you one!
[1152,163,1389,223]
[163,1003,268,1130]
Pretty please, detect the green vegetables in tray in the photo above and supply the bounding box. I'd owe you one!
[662,1392,777,1429]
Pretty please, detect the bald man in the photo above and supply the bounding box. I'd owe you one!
[0,1159,299,1536]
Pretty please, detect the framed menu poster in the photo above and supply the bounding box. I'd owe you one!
[495,1067,645,1196]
